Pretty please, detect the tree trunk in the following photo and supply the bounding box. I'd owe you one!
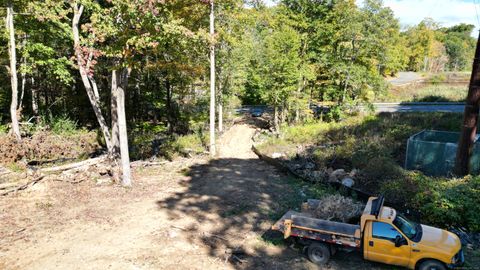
[114,68,132,186]
[6,2,21,140]
[111,70,120,159]
[31,77,39,118]
[209,1,216,157]
[218,79,223,133]
[72,3,112,152]
[274,106,280,132]
[18,34,27,111]
[455,32,480,176]
[218,102,223,133]
[165,78,174,133]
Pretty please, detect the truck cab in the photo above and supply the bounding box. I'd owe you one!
[361,197,464,270]
[272,196,464,270]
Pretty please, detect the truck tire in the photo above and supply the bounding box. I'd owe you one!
[307,243,331,265]
[418,260,446,270]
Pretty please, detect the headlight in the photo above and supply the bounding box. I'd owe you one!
[451,256,457,264]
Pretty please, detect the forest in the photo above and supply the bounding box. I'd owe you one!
[0,0,476,184]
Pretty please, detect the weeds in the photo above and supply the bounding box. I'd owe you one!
[379,84,467,103]
[258,112,480,231]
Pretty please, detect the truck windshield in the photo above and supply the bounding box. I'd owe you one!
[393,214,417,239]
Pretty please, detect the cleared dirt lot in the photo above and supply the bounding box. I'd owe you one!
[0,123,395,269]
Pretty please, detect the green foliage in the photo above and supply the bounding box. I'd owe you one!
[257,112,480,230]
[49,115,79,136]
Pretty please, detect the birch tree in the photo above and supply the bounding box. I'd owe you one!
[5,1,21,140]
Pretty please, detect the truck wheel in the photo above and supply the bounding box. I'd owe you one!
[307,243,331,265]
[418,260,446,270]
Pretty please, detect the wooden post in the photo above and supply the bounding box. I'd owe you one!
[455,31,480,176]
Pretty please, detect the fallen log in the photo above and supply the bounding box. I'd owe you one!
[131,160,168,168]
[1,175,45,196]
[0,181,24,190]
[39,156,107,173]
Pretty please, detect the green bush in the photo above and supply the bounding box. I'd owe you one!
[0,124,8,134]
[49,115,78,135]
[417,176,480,231]
[257,112,480,231]
[174,132,208,154]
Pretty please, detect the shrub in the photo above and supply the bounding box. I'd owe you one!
[174,132,208,154]
[416,176,480,231]
[50,115,78,135]
[0,124,8,134]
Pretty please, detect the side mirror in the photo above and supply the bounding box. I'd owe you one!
[395,235,406,247]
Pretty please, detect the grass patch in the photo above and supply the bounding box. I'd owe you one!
[130,122,209,160]
[378,84,467,103]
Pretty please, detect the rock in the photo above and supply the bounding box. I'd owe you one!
[329,169,346,182]
[349,169,359,177]
[327,167,334,174]
[271,152,283,159]
[96,177,112,185]
[311,170,324,180]
[341,177,355,188]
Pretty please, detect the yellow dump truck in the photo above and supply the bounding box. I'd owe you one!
[272,196,464,270]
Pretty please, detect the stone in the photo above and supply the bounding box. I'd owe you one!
[311,170,324,180]
[271,152,283,159]
[329,169,346,182]
[341,177,355,188]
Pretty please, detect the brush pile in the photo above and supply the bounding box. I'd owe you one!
[302,194,365,223]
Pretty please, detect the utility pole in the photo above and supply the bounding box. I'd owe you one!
[209,0,216,157]
[455,31,480,176]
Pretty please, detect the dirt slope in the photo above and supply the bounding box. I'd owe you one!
[0,122,389,270]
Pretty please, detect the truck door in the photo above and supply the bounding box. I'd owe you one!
[365,221,411,267]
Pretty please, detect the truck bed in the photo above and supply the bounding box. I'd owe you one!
[272,210,361,248]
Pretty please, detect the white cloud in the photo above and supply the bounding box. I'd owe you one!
[380,0,479,34]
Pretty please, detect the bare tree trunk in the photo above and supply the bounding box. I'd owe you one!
[31,77,38,118]
[111,70,120,159]
[209,1,216,157]
[295,82,302,123]
[18,35,27,111]
[274,105,279,132]
[113,68,132,186]
[165,78,175,133]
[6,2,21,140]
[72,3,112,152]
[218,102,223,133]
[218,80,223,133]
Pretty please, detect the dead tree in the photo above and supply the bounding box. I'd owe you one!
[6,1,21,140]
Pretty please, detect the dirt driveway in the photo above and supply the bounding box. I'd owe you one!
[0,122,392,270]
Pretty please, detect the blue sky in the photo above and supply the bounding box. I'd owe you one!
[265,0,480,35]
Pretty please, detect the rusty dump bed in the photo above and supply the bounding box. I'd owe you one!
[272,210,361,248]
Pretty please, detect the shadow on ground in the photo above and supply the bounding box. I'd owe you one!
[156,156,393,269]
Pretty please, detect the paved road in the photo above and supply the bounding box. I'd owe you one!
[238,104,466,114]
[387,71,423,86]
[373,103,465,113]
